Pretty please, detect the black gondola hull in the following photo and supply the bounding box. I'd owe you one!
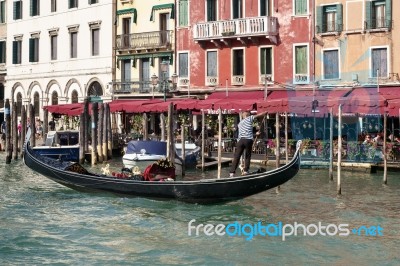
[24,141,301,203]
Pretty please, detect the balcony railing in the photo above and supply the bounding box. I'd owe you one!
[112,79,175,95]
[112,79,152,94]
[318,22,343,33]
[366,18,392,30]
[193,16,278,41]
[116,30,174,50]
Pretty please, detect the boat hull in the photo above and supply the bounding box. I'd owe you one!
[24,141,301,204]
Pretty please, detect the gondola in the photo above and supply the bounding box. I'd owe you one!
[24,137,302,204]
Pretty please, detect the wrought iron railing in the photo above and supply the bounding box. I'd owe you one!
[116,30,174,50]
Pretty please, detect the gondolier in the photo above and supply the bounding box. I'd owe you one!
[229,110,268,177]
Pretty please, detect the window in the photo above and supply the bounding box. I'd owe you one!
[178,53,188,77]
[50,35,57,60]
[30,0,40,16]
[69,0,78,9]
[371,47,388,77]
[316,4,342,33]
[122,18,131,48]
[140,58,150,92]
[0,41,5,63]
[294,44,309,83]
[366,0,391,30]
[71,90,78,103]
[51,91,58,105]
[91,28,99,56]
[13,0,23,20]
[260,47,272,77]
[12,40,22,64]
[207,0,217,21]
[34,92,40,116]
[207,51,217,78]
[178,0,189,26]
[0,0,6,23]
[232,0,243,19]
[29,37,39,62]
[121,59,131,91]
[323,49,339,79]
[294,0,307,16]
[70,32,77,58]
[89,0,98,4]
[51,0,57,12]
[260,0,271,16]
[232,49,244,76]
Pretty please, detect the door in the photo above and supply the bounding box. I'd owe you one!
[159,13,169,45]
[122,18,131,48]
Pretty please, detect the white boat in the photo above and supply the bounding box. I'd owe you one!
[122,140,184,174]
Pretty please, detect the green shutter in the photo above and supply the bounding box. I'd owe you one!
[12,41,18,64]
[336,4,343,32]
[386,0,392,30]
[365,1,372,30]
[29,39,34,62]
[316,6,323,33]
[179,0,188,26]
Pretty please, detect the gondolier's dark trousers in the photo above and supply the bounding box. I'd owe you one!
[230,138,253,174]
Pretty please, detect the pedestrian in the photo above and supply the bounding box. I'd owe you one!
[229,110,268,177]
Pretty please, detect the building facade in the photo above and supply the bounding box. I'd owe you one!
[175,0,315,97]
[6,0,114,120]
[314,0,399,87]
[113,0,176,100]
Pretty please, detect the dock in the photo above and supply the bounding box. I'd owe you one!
[196,158,232,169]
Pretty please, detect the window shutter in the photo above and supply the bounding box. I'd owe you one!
[29,39,34,62]
[30,0,33,16]
[0,1,5,23]
[179,0,188,26]
[336,4,343,32]
[316,6,323,33]
[385,0,392,30]
[12,41,18,64]
[0,42,5,63]
[365,1,372,30]
[13,1,18,20]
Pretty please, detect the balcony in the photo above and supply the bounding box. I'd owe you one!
[193,16,278,46]
[112,79,152,95]
[112,79,176,95]
[116,30,174,52]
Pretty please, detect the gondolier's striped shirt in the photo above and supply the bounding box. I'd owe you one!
[237,115,254,140]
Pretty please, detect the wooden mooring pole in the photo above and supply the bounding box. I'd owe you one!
[275,112,280,193]
[217,108,222,179]
[5,99,11,164]
[383,112,387,184]
[329,109,334,181]
[20,105,26,158]
[91,102,98,165]
[201,110,205,172]
[337,105,342,195]
[79,113,85,164]
[12,102,18,160]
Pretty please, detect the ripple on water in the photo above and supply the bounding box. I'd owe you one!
[0,154,400,265]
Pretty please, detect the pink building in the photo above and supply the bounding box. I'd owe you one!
[175,0,315,97]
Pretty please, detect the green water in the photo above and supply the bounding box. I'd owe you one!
[0,154,399,265]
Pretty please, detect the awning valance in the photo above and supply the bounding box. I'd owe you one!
[150,4,174,21]
[117,8,137,24]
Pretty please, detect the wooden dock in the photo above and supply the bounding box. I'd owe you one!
[196,158,232,169]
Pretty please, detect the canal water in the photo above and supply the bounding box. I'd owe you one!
[0,154,399,265]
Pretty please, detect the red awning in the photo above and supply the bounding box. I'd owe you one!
[206,91,264,100]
